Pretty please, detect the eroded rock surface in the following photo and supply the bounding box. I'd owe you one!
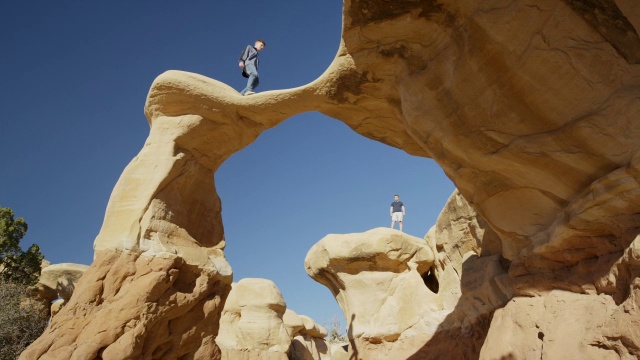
[24,251,229,359]
[333,0,640,271]
[289,314,331,360]
[481,234,640,359]
[216,279,331,360]
[305,228,438,351]
[22,0,640,358]
[306,195,511,359]
[216,278,290,360]
[305,190,640,359]
[492,285,640,359]
[31,262,89,318]
[37,263,88,302]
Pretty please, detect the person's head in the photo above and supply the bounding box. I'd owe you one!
[394,195,399,201]
[254,40,265,51]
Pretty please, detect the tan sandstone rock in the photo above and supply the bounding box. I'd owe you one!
[37,263,89,302]
[331,0,640,271]
[481,234,640,359]
[30,262,89,319]
[290,334,330,360]
[481,290,621,359]
[216,278,290,360]
[328,343,349,360]
[283,309,305,338]
[289,314,330,360]
[217,279,333,360]
[24,251,229,360]
[306,193,512,359]
[305,228,439,359]
[23,0,640,358]
[298,315,328,339]
[49,299,64,318]
[30,260,58,314]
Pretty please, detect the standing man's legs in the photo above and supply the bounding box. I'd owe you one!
[240,64,259,95]
[391,212,401,230]
[391,212,403,232]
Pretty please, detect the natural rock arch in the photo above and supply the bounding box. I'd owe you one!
[22,0,640,358]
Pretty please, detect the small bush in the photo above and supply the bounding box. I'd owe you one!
[324,314,348,343]
[0,281,48,360]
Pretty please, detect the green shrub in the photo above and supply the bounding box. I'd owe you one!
[0,206,43,286]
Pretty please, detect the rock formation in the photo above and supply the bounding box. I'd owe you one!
[216,278,291,360]
[305,228,438,359]
[288,314,331,360]
[216,278,333,360]
[22,0,640,359]
[305,196,511,359]
[32,262,89,318]
[38,262,88,302]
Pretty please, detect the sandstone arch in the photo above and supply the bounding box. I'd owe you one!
[22,0,640,359]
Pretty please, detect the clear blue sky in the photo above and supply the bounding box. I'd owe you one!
[1,1,455,328]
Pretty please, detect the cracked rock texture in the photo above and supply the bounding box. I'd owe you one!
[22,0,640,358]
[481,289,638,359]
[23,251,229,359]
[482,233,640,359]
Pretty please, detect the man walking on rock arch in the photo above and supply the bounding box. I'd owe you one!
[238,39,265,96]
[390,194,406,232]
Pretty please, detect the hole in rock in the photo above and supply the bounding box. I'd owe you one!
[422,266,440,294]
[498,255,512,272]
[217,113,455,330]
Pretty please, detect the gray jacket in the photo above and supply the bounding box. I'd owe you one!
[239,45,260,69]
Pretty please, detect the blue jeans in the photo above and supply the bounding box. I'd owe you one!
[240,64,259,95]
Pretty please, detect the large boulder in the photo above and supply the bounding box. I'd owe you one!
[31,262,89,318]
[216,279,331,360]
[289,314,330,360]
[37,263,89,303]
[216,278,290,360]
[306,193,511,359]
[306,228,437,358]
[283,309,305,338]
